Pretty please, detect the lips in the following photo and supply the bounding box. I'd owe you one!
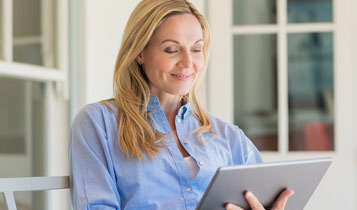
[170,73,193,81]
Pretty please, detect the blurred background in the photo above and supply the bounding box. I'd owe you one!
[0,0,356,209]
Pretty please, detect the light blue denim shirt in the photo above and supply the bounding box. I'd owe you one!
[69,95,263,210]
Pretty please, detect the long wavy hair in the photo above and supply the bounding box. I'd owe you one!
[106,0,213,160]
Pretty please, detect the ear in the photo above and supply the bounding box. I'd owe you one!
[136,52,144,65]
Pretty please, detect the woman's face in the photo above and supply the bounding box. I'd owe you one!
[138,14,204,97]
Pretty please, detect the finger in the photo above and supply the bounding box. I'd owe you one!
[271,189,295,210]
[245,191,265,210]
[225,203,244,210]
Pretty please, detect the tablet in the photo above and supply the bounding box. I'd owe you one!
[196,157,332,210]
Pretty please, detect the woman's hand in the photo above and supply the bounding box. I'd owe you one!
[224,189,294,210]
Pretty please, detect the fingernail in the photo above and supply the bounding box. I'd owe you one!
[226,203,233,210]
[287,189,295,197]
[246,191,253,197]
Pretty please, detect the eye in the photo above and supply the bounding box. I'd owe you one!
[192,45,203,53]
[164,47,178,54]
[192,47,203,53]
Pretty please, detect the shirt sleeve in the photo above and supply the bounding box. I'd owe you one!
[69,104,121,210]
[229,125,264,165]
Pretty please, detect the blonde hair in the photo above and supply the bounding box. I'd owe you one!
[108,0,213,160]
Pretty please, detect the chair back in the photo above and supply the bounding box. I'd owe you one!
[303,122,333,150]
[0,176,69,210]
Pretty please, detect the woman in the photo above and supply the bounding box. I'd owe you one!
[69,0,294,209]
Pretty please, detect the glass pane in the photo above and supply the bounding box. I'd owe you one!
[0,78,26,154]
[233,0,276,25]
[288,32,334,151]
[13,0,57,67]
[0,77,47,209]
[234,34,278,151]
[288,0,333,23]
[13,44,43,66]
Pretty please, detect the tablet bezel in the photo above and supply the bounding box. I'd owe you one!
[196,157,333,210]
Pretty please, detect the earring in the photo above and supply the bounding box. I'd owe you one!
[138,61,142,66]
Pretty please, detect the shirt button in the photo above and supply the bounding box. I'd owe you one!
[183,141,188,145]
[186,187,191,192]
[199,161,204,166]
[177,118,181,123]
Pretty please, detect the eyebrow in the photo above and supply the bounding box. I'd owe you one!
[160,39,204,45]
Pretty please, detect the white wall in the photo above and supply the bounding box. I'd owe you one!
[81,0,140,105]
[353,0,357,207]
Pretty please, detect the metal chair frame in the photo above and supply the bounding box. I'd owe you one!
[0,176,69,210]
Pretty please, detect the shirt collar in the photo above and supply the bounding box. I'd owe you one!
[147,94,161,110]
[147,94,190,120]
[178,103,190,120]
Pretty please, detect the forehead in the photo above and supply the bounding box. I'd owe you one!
[151,13,203,43]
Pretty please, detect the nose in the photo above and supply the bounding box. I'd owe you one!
[177,49,193,68]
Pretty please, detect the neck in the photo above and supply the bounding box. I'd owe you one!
[151,92,181,129]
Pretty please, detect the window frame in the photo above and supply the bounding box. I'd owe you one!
[0,0,69,209]
[0,0,68,88]
[207,2,356,208]
[208,0,339,156]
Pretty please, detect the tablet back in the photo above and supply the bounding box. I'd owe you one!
[196,157,332,210]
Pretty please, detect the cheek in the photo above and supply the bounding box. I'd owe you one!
[143,57,174,83]
[143,57,162,76]
[193,55,205,72]
[148,55,176,72]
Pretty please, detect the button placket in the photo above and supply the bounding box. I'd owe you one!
[175,116,188,147]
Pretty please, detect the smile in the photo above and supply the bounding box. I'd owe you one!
[170,73,193,81]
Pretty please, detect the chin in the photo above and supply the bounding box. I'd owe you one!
[169,91,189,96]
[166,89,190,96]
[172,86,192,95]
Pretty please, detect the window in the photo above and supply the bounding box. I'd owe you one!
[0,0,69,209]
[230,0,334,151]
